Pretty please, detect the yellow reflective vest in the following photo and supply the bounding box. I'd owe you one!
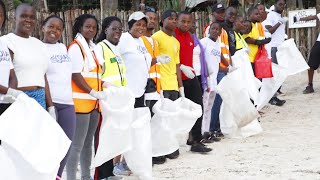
[98,41,126,89]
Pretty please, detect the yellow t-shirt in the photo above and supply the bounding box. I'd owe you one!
[152,30,180,91]
[243,22,260,63]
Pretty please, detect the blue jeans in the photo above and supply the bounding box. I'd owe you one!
[209,73,226,132]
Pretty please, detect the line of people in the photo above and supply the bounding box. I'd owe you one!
[0,0,311,180]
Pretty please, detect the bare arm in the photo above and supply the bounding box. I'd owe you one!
[45,75,54,107]
[176,64,183,88]
[8,69,18,89]
[265,23,281,34]
[300,15,318,21]
[245,37,257,45]
[72,73,93,93]
[219,53,229,73]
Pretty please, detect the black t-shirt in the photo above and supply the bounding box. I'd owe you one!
[222,22,236,56]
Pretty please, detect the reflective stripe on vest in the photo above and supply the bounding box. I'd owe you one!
[220,29,231,68]
[141,36,161,93]
[98,41,126,88]
[69,40,102,113]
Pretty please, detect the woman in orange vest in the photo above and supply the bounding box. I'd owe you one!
[66,14,105,180]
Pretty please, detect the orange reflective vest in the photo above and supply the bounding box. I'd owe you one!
[257,22,265,39]
[69,40,102,113]
[220,28,231,68]
[141,36,161,93]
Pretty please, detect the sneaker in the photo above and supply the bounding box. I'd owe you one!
[277,89,285,96]
[269,97,286,106]
[165,149,179,159]
[200,132,214,143]
[209,132,221,142]
[303,84,314,94]
[113,163,131,176]
[190,142,212,153]
[152,156,166,164]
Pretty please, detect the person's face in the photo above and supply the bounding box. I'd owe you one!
[105,20,122,45]
[0,6,4,29]
[129,19,147,38]
[146,12,157,30]
[163,13,177,31]
[257,4,267,21]
[226,8,237,23]
[80,18,97,41]
[209,23,221,41]
[15,6,36,37]
[177,14,192,32]
[234,17,245,31]
[275,0,286,13]
[42,17,63,44]
[190,23,196,34]
[213,9,225,22]
[241,21,252,34]
[250,9,261,22]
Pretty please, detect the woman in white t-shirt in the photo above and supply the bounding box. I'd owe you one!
[0,0,23,116]
[118,11,152,107]
[41,15,76,180]
[1,4,56,118]
[200,22,222,140]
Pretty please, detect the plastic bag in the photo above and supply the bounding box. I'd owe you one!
[92,87,135,168]
[172,97,202,133]
[232,49,261,103]
[254,46,273,79]
[217,69,260,128]
[0,94,71,179]
[276,38,309,76]
[124,108,152,180]
[256,64,288,111]
[151,98,179,157]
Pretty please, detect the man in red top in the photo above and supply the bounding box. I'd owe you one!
[174,11,212,153]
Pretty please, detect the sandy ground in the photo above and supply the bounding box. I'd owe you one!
[63,72,320,180]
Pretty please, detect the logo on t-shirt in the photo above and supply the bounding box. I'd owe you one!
[137,45,149,54]
[0,50,10,62]
[210,49,221,58]
[50,54,71,63]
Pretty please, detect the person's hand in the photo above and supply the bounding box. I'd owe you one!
[156,55,171,64]
[103,82,120,88]
[255,38,271,45]
[179,87,185,98]
[6,88,23,98]
[47,106,57,121]
[180,64,195,79]
[279,17,288,24]
[89,89,107,100]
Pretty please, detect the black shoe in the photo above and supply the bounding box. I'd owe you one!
[152,156,166,165]
[190,143,212,153]
[303,84,314,94]
[165,149,179,159]
[186,140,193,145]
[200,132,214,143]
[269,97,286,106]
[209,132,221,142]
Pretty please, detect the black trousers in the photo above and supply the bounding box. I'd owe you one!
[145,100,157,117]
[134,94,145,108]
[0,103,11,145]
[183,78,203,143]
[163,90,179,101]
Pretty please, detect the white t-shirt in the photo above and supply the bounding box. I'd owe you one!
[118,32,152,98]
[193,45,201,76]
[46,43,73,105]
[200,37,221,91]
[264,11,286,47]
[0,40,14,104]
[317,13,320,41]
[1,33,49,88]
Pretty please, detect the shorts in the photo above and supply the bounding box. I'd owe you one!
[308,41,320,70]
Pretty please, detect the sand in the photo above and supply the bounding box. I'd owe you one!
[63,72,320,180]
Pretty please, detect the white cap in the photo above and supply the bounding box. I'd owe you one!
[129,11,148,22]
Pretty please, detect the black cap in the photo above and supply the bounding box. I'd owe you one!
[159,9,177,27]
[212,3,225,12]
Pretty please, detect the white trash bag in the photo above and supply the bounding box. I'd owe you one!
[124,108,152,180]
[151,98,179,157]
[0,94,71,180]
[172,97,202,133]
[276,38,309,76]
[217,70,260,128]
[92,87,135,168]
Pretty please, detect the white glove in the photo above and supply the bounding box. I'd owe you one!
[244,47,250,54]
[228,65,238,73]
[89,89,107,100]
[156,54,171,64]
[179,87,185,98]
[47,106,57,121]
[180,64,195,79]
[7,88,23,98]
[279,17,288,24]
[103,82,120,88]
